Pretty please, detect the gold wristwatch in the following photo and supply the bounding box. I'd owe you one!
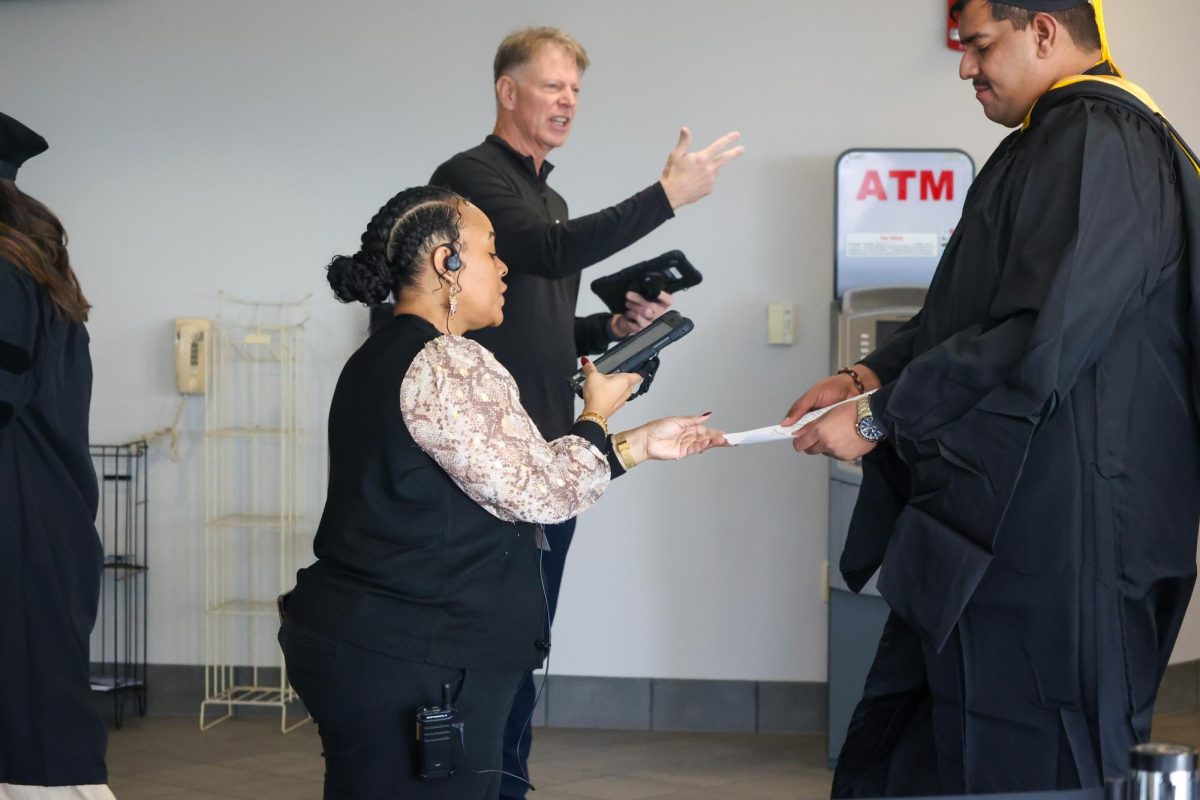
[855,395,886,442]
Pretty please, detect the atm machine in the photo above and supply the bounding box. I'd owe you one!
[826,149,974,765]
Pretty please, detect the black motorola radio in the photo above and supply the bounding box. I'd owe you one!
[415,684,456,779]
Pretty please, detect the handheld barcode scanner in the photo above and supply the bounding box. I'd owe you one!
[568,311,693,401]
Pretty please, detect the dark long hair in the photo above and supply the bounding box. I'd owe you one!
[326,186,464,306]
[0,179,90,322]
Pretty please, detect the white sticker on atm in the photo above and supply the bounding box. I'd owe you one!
[847,233,938,258]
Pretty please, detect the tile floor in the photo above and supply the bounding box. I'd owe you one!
[107,715,827,800]
[105,712,1200,799]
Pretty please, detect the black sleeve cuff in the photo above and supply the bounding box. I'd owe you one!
[858,355,898,387]
[569,419,609,452]
[569,421,627,479]
[649,181,676,221]
[606,444,627,479]
[868,385,897,440]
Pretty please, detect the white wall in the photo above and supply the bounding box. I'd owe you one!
[3,0,1199,681]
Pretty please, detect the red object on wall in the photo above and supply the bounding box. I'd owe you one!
[947,0,965,50]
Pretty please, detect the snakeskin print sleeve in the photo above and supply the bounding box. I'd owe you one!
[400,335,611,524]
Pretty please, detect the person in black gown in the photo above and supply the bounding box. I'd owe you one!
[0,112,110,795]
[783,0,1200,794]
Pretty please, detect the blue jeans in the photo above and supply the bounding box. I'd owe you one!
[499,517,576,800]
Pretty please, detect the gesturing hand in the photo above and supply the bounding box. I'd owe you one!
[659,128,744,210]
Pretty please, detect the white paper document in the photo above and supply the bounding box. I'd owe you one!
[724,391,876,446]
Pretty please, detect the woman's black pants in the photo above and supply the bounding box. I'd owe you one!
[280,620,524,800]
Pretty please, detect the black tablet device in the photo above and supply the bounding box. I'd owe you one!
[569,310,694,398]
[590,250,703,314]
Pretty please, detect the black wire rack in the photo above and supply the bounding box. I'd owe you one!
[89,441,149,728]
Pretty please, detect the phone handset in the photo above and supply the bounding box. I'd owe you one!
[174,318,211,395]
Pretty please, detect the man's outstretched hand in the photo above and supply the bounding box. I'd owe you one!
[659,128,744,210]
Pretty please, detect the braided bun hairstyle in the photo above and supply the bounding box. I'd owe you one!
[326,185,464,305]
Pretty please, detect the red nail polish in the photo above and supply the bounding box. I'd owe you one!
[581,357,590,365]
[702,411,712,416]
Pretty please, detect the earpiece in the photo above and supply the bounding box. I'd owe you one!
[439,243,462,271]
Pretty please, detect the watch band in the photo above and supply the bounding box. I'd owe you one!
[854,395,885,442]
[856,395,872,423]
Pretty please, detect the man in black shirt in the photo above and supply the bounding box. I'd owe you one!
[430,26,742,798]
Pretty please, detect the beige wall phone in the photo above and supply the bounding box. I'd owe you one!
[174,318,211,394]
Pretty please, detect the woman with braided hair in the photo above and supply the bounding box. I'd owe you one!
[279,185,724,799]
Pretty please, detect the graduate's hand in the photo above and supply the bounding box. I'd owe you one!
[611,290,673,338]
[790,402,876,460]
[620,413,729,464]
[782,374,856,426]
[659,128,745,210]
[781,365,880,427]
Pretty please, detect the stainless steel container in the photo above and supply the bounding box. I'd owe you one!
[1129,743,1197,800]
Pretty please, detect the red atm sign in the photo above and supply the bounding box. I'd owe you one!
[856,170,955,202]
[836,149,975,297]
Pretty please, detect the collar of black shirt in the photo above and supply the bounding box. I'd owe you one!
[485,134,555,183]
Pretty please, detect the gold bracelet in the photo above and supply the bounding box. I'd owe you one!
[612,431,638,471]
[577,410,608,435]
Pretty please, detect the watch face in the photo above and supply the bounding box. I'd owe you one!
[857,417,885,442]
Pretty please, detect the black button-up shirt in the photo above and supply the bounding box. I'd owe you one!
[431,135,674,438]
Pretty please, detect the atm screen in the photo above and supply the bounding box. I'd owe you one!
[875,319,908,347]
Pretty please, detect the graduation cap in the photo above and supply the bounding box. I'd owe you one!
[0,113,49,182]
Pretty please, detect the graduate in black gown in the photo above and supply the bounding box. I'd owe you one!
[0,113,110,792]
[784,0,1200,794]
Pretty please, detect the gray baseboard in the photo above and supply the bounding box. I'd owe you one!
[535,676,826,733]
[96,659,1200,733]
[95,664,826,733]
